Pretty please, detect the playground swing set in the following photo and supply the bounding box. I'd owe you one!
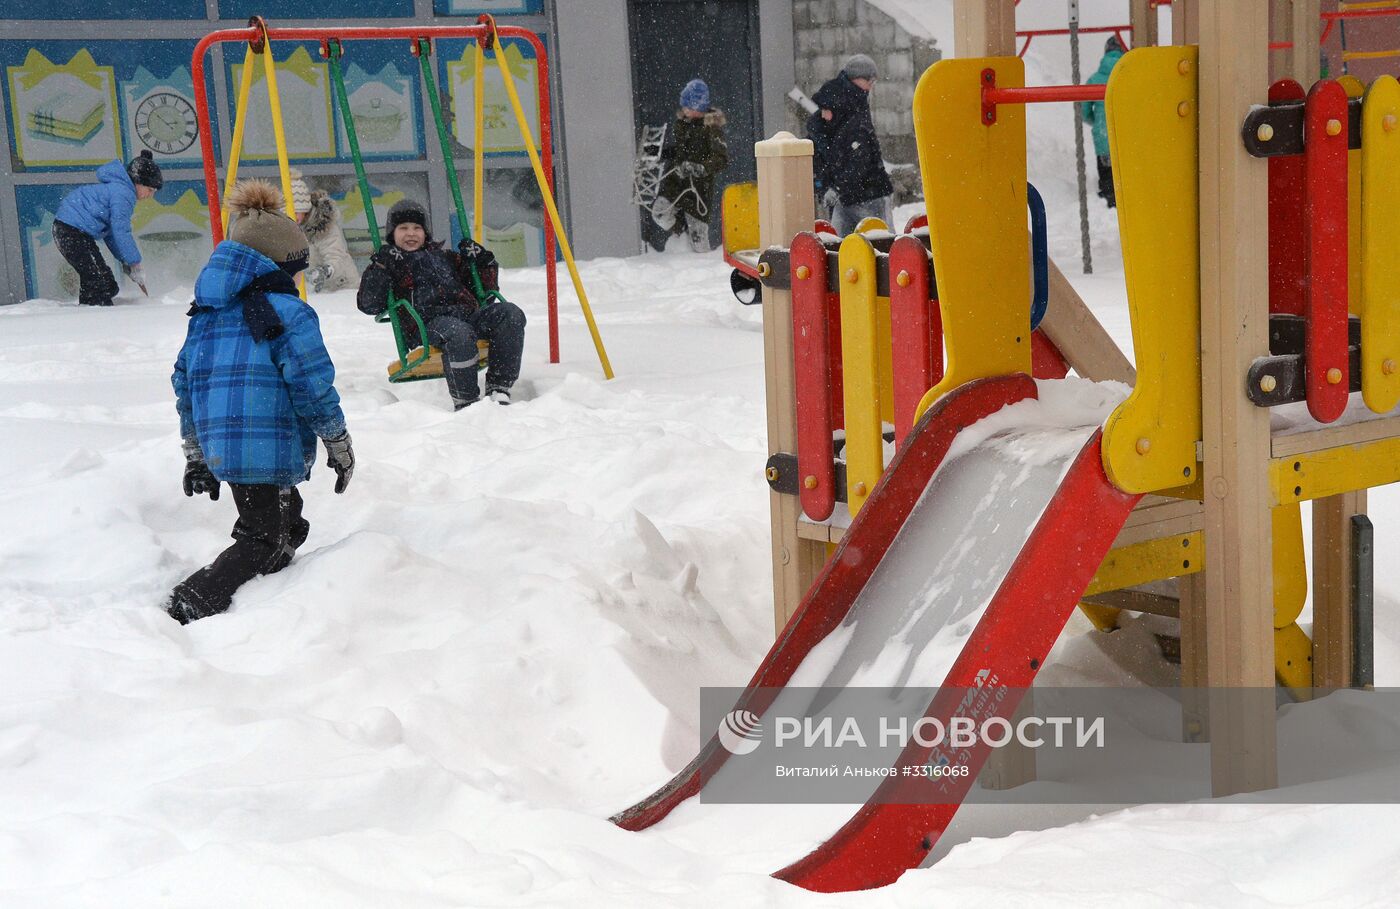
[190,16,614,385]
[616,0,1399,893]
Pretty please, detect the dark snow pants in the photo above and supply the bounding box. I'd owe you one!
[427,299,527,407]
[53,220,119,306]
[167,484,310,624]
[1095,155,1116,208]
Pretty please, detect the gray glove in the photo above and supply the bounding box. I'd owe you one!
[305,264,332,293]
[181,438,220,501]
[822,187,840,212]
[323,431,355,494]
[678,161,706,179]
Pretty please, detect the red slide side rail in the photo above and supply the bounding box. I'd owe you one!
[190,23,560,362]
[776,431,1142,891]
[1303,79,1350,423]
[611,374,1038,832]
[1269,79,1307,317]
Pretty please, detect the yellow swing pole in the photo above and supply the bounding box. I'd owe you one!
[255,23,306,299]
[473,38,486,241]
[220,45,258,234]
[486,30,614,379]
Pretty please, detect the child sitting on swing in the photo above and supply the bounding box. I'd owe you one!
[356,199,526,409]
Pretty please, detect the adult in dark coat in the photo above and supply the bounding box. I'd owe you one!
[649,78,729,252]
[806,54,894,235]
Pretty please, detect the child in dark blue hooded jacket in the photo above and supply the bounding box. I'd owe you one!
[166,179,355,624]
[53,150,163,305]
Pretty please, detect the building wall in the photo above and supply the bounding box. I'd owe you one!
[791,0,941,165]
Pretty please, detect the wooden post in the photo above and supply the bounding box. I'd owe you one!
[1270,0,1292,82]
[757,132,825,633]
[953,0,1016,58]
[1313,489,1366,687]
[1198,0,1277,795]
[1291,0,1321,86]
[1172,0,1201,44]
[1039,260,1137,384]
[1179,570,1210,741]
[1132,0,1160,48]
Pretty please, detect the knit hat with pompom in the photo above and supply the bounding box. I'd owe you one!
[226,179,309,275]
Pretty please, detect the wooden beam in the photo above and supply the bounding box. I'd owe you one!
[1198,0,1277,795]
[1039,260,1138,384]
[1269,0,1291,82]
[1272,412,1400,458]
[953,0,1016,58]
[1179,570,1209,741]
[1313,490,1366,687]
[1172,0,1200,44]
[1132,0,1161,48]
[757,132,826,633]
[1291,0,1321,86]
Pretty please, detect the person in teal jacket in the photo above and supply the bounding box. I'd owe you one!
[1081,36,1124,208]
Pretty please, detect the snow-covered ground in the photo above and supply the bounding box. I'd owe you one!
[4,3,1400,904]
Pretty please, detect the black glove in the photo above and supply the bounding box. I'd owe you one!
[371,244,409,283]
[323,431,355,494]
[458,238,491,261]
[181,439,220,501]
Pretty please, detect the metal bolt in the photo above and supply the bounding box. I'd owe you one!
[896,270,912,288]
[1385,114,1398,133]
[1384,358,1397,376]
[1256,123,1275,142]
[803,475,818,490]
[844,268,859,284]
[1327,367,1343,385]
[765,466,779,482]
[795,265,811,280]
[1135,437,1151,455]
[1327,118,1343,137]
[1178,59,1191,75]
[1260,374,1278,393]
[852,481,868,497]
[757,261,771,278]
[1178,101,1190,117]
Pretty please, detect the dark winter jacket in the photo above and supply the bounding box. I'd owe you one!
[1081,47,1124,157]
[54,160,143,266]
[357,240,499,347]
[806,74,894,206]
[173,241,346,486]
[658,108,729,223]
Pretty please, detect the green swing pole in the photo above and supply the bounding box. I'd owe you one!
[324,37,428,378]
[414,37,501,305]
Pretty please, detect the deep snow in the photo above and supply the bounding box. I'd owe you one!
[4,2,1400,904]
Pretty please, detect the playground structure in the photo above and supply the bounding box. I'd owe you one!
[189,16,613,381]
[616,0,1393,893]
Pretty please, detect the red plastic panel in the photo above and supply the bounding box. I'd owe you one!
[1030,329,1069,379]
[814,219,838,236]
[888,235,942,446]
[1304,79,1351,423]
[610,375,1038,834]
[902,212,929,234]
[1268,79,1307,316]
[775,432,1142,892]
[790,232,837,521]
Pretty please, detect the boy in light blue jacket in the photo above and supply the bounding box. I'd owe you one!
[53,149,163,305]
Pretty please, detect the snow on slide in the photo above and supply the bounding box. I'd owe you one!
[613,374,1142,892]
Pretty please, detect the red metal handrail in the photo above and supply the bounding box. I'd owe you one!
[1015,25,1131,58]
[190,22,561,362]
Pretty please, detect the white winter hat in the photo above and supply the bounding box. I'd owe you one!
[288,169,312,215]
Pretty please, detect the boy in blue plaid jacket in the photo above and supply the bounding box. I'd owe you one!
[166,180,355,624]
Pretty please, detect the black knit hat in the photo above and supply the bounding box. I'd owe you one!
[385,198,430,244]
[127,149,164,190]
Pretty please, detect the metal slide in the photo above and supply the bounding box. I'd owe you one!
[612,374,1143,892]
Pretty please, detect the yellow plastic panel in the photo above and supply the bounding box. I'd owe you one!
[1340,76,1366,316]
[854,216,889,233]
[1083,532,1202,597]
[1274,622,1314,694]
[1077,602,1123,632]
[839,233,882,516]
[1271,437,1400,504]
[1272,503,1307,628]
[721,182,759,257]
[1360,76,1400,413]
[912,57,1030,419]
[1100,47,1202,494]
